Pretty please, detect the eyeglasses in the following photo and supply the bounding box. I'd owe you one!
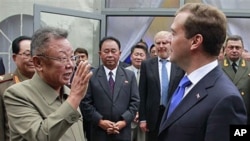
[37,54,77,64]
[16,51,31,59]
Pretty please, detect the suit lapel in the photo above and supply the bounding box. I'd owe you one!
[221,59,235,81]
[221,58,248,84]
[233,59,247,84]
[113,67,125,101]
[97,66,113,100]
[159,67,221,133]
[151,58,161,91]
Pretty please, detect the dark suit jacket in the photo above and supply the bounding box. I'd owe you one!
[139,57,184,131]
[0,57,5,75]
[81,65,140,141]
[220,58,250,124]
[158,66,247,141]
[119,61,130,68]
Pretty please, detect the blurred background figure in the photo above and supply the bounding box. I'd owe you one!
[126,44,148,141]
[74,47,89,66]
[0,35,35,141]
[136,40,148,49]
[220,35,250,124]
[72,47,93,140]
[149,44,157,58]
[67,47,94,88]
[242,49,250,61]
[139,31,184,141]
[0,57,5,75]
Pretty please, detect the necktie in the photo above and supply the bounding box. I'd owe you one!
[232,62,237,73]
[109,71,115,94]
[167,76,192,118]
[160,59,169,107]
[136,69,140,85]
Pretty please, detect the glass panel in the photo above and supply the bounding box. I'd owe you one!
[227,18,250,53]
[161,0,179,8]
[34,0,101,12]
[185,0,202,3]
[107,0,179,8]
[144,17,174,45]
[107,16,173,61]
[0,14,34,73]
[40,12,100,67]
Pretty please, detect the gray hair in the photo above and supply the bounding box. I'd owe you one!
[31,26,68,56]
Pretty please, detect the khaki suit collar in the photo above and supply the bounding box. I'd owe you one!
[31,73,70,105]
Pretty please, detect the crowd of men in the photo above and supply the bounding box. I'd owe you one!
[0,3,250,141]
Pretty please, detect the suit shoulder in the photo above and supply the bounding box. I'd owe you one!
[144,57,156,63]
[118,67,134,78]
[0,73,14,84]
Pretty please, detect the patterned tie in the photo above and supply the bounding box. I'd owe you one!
[160,59,169,107]
[167,76,192,118]
[232,62,237,73]
[109,71,115,94]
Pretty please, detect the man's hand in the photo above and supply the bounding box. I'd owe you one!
[114,120,126,131]
[133,112,139,123]
[140,122,149,132]
[67,61,92,109]
[98,120,115,131]
[99,120,127,134]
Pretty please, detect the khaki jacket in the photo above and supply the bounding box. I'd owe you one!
[0,69,29,141]
[3,73,86,141]
[220,58,250,124]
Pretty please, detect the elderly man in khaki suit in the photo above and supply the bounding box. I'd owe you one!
[3,27,92,141]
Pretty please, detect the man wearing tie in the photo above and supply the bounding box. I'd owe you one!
[126,44,148,141]
[158,3,247,141]
[139,31,184,141]
[81,36,140,141]
[220,35,250,124]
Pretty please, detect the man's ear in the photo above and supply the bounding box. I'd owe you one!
[12,54,17,62]
[33,56,43,71]
[190,34,203,50]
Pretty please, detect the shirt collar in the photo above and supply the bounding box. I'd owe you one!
[188,60,218,85]
[158,57,170,62]
[103,66,118,78]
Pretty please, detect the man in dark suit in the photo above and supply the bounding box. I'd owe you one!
[139,31,184,141]
[158,3,247,141]
[0,57,5,75]
[220,35,250,124]
[81,36,140,141]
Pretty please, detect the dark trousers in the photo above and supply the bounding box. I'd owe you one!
[146,106,165,141]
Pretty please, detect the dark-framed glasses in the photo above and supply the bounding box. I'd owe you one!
[16,51,31,59]
[37,54,77,64]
